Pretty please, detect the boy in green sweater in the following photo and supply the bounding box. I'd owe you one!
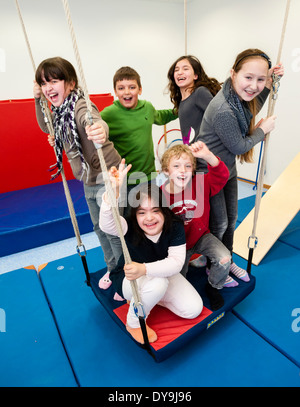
[101,66,177,188]
[99,66,177,290]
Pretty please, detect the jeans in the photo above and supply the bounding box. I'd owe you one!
[209,165,238,254]
[182,232,231,289]
[84,183,123,272]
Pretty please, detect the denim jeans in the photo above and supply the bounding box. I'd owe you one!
[182,232,231,289]
[209,164,238,254]
[84,183,123,272]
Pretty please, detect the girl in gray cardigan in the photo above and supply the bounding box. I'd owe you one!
[195,48,284,284]
[167,55,221,144]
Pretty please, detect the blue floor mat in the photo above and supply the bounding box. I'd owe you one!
[234,195,300,369]
[38,247,299,387]
[233,243,300,368]
[0,268,78,387]
[0,179,92,256]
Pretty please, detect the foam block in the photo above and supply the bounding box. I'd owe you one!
[0,94,113,193]
[234,152,300,264]
[237,195,300,250]
[0,179,92,256]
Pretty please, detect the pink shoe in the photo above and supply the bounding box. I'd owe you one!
[98,271,112,289]
[113,292,125,301]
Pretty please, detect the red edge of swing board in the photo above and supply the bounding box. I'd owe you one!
[113,303,213,351]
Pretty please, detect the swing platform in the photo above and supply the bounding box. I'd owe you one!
[88,263,255,363]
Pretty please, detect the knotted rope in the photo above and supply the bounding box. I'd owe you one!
[247,0,291,272]
[15,0,90,284]
[61,0,145,322]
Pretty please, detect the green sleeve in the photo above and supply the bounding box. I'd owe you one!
[153,108,178,125]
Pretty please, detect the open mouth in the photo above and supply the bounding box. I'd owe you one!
[144,222,158,229]
[176,77,186,84]
[244,90,256,97]
[176,174,187,181]
[49,93,59,103]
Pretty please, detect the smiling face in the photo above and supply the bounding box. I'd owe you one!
[165,153,194,194]
[174,58,198,96]
[114,78,142,109]
[136,197,165,236]
[231,58,268,102]
[40,74,75,107]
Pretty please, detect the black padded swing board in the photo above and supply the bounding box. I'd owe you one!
[89,264,256,363]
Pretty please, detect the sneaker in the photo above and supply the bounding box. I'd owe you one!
[98,271,112,289]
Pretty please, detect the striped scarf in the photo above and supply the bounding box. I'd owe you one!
[223,77,252,137]
[49,89,89,181]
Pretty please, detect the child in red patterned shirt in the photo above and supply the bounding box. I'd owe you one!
[161,141,231,310]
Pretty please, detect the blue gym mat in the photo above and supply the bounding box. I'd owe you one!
[0,179,92,256]
[233,244,300,368]
[38,246,299,387]
[234,195,300,368]
[0,268,77,387]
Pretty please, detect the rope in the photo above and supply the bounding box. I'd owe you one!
[184,0,187,54]
[247,0,291,271]
[14,0,90,285]
[61,0,144,314]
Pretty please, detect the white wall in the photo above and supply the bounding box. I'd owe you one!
[0,0,183,170]
[188,0,300,185]
[1,0,299,185]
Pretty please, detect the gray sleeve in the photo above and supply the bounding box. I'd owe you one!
[214,110,265,155]
[76,99,109,138]
[195,86,214,111]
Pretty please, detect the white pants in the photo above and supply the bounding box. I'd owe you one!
[122,273,203,328]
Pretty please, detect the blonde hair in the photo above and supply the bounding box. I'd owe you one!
[161,144,196,173]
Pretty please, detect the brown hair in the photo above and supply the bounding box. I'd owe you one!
[35,57,78,88]
[232,48,271,163]
[167,55,221,113]
[113,66,142,89]
[161,144,196,173]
